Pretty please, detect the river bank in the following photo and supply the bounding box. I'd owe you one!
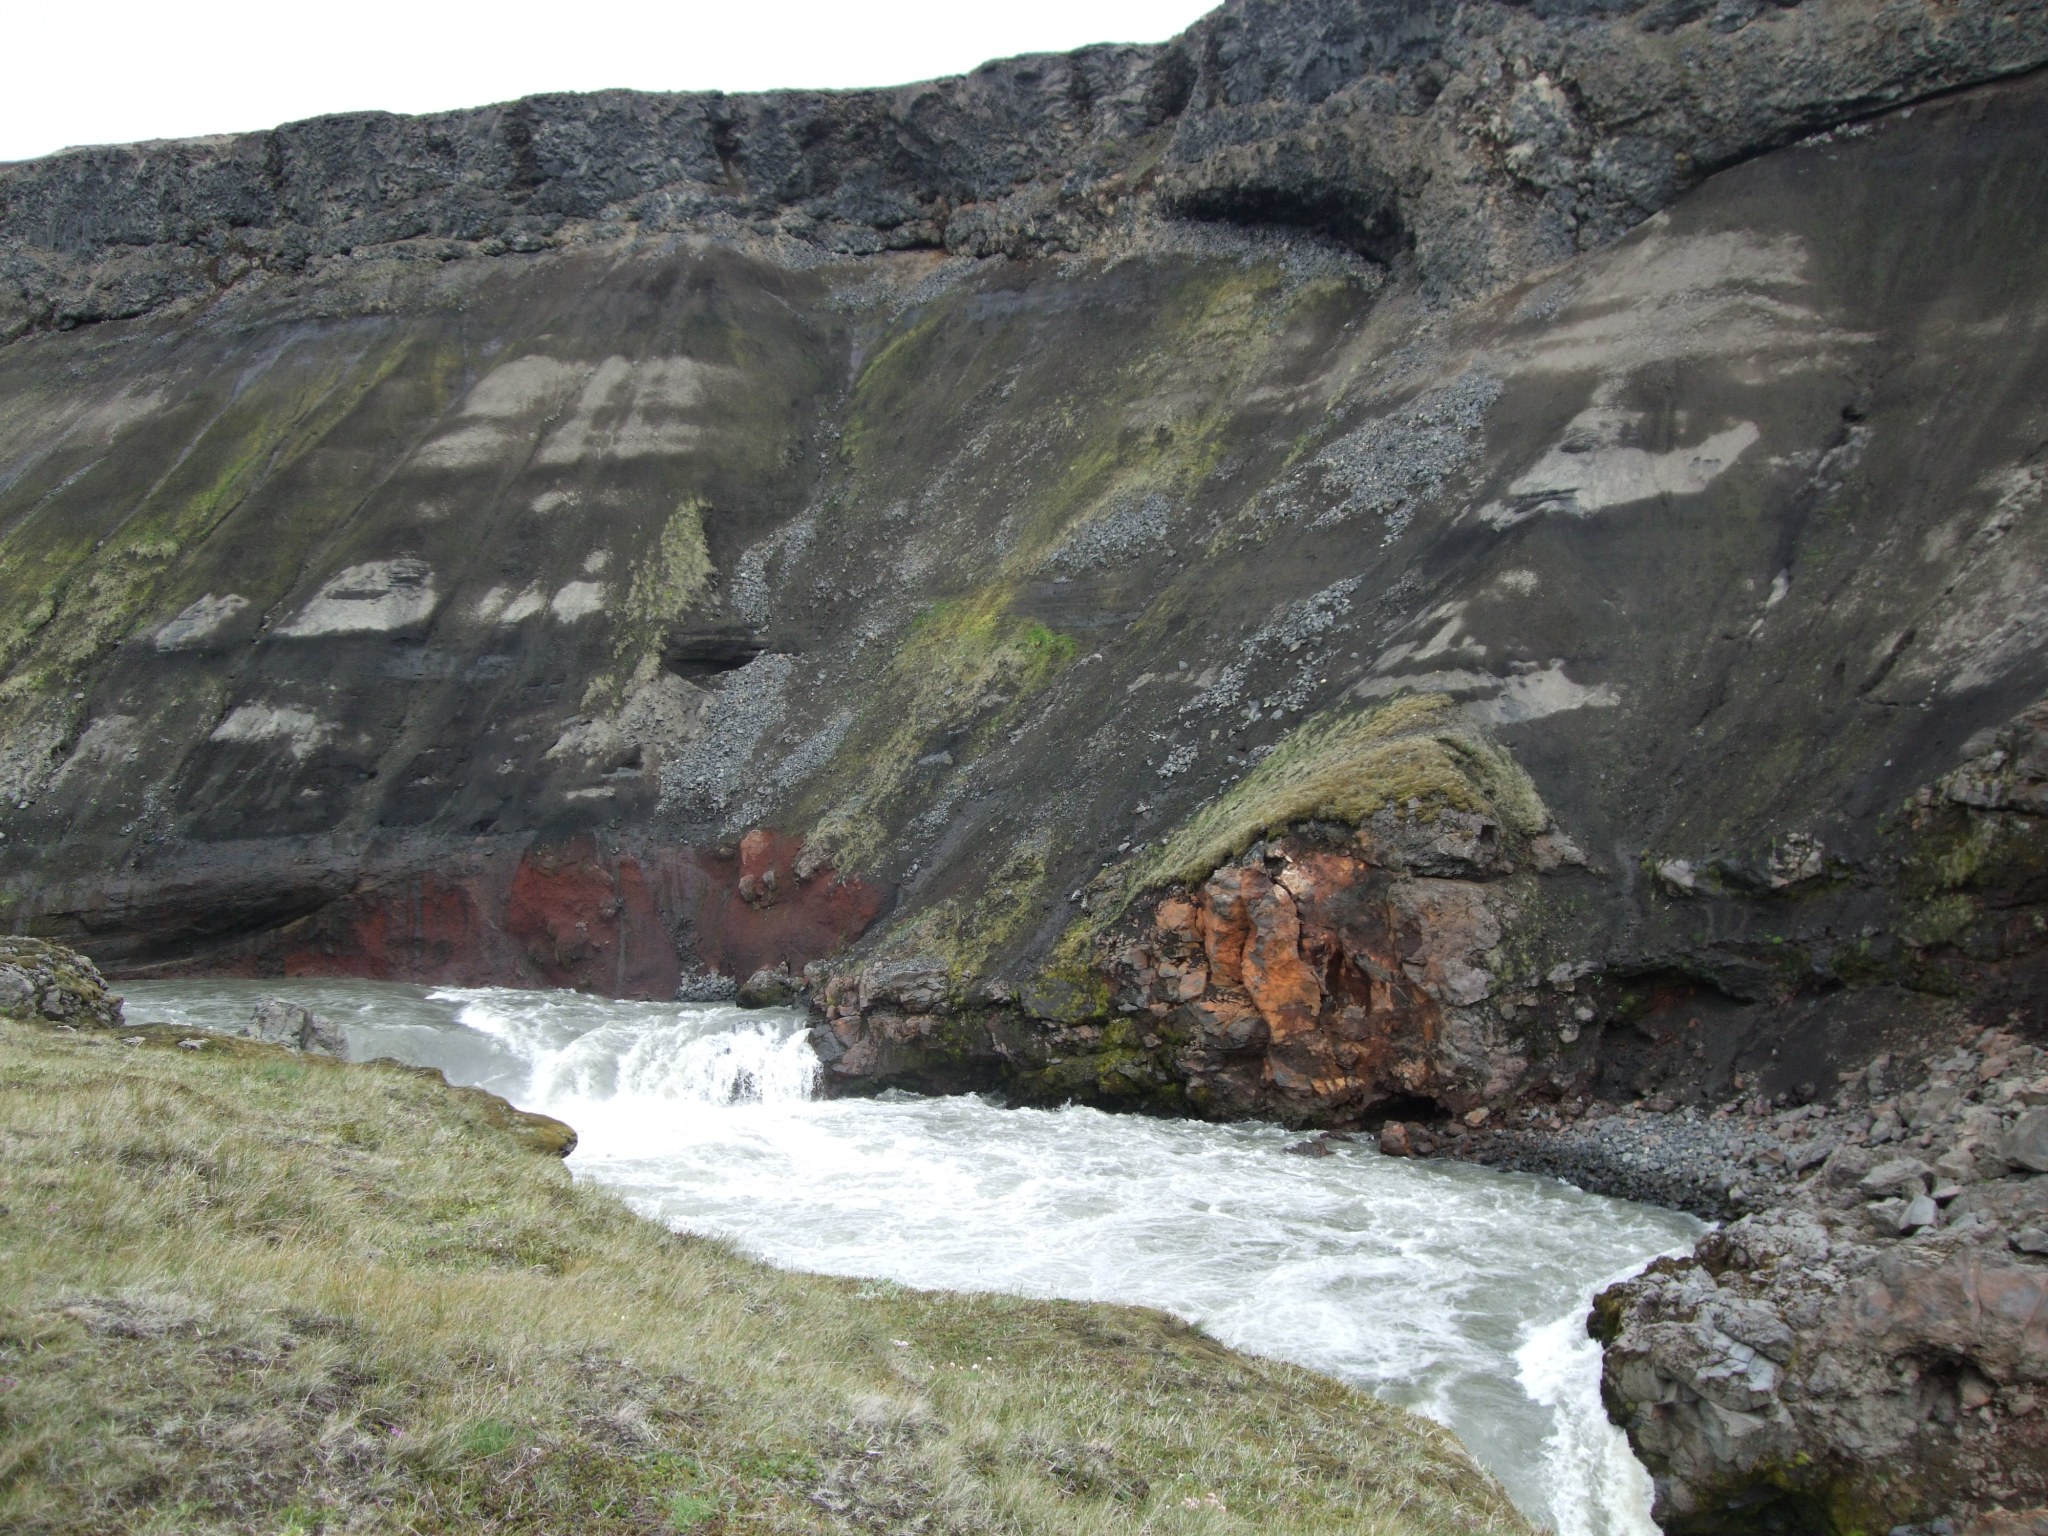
[1390,1020,2047,1222]
[814,929,2048,1534]
[0,937,1532,1536]
[1385,1025,2048,1533]
[18,930,2048,1535]
[113,965,1699,1536]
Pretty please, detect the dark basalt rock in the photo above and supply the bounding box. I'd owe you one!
[5,0,2045,337]
[663,624,769,680]
[1586,1026,2048,1533]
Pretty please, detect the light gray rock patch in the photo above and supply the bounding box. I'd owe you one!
[1479,410,1760,528]
[209,703,335,761]
[1047,489,1175,573]
[1306,371,1504,540]
[658,652,796,821]
[153,592,248,650]
[278,559,437,637]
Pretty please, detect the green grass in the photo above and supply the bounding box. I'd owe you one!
[1134,695,1552,893]
[0,1016,1532,1536]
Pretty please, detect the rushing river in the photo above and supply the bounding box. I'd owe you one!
[123,979,1702,1536]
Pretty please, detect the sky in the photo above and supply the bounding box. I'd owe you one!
[1,0,1220,164]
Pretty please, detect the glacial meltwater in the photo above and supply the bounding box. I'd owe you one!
[123,979,1703,1536]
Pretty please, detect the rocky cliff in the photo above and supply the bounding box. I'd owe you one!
[9,0,2044,337]
[5,3,2048,1526]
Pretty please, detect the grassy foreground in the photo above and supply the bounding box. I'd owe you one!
[0,1015,1532,1536]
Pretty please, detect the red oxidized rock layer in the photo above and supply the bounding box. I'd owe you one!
[1111,828,1524,1122]
[140,830,886,1000]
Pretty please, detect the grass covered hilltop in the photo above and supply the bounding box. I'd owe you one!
[0,941,1528,1536]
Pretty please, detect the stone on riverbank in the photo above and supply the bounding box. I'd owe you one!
[240,995,350,1058]
[1588,1028,2048,1532]
[737,963,800,1009]
[0,936,123,1029]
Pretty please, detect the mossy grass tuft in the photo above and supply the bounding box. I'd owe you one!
[0,1016,1530,1536]
[1134,695,1550,893]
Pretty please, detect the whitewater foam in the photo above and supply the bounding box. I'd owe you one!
[122,977,1700,1536]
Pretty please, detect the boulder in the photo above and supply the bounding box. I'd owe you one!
[857,960,950,1016]
[1599,1209,2048,1532]
[736,964,800,1009]
[1936,1141,2002,1185]
[0,937,123,1029]
[1897,1193,1938,1233]
[1860,1156,1935,1197]
[242,997,349,1059]
[1818,1145,1878,1190]
[2006,1108,2048,1174]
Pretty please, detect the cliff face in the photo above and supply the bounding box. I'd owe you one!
[6,5,2048,1525]
[3,0,2045,1050]
[7,0,2045,335]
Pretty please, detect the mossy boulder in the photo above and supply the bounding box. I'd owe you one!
[0,936,122,1029]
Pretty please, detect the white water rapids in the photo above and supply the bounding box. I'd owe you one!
[124,978,1702,1536]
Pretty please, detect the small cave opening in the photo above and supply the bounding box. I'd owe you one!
[1364,1093,1446,1129]
[661,624,769,682]
[1165,178,1408,264]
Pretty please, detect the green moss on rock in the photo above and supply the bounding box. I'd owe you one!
[870,830,1058,985]
[1136,695,1549,892]
[804,594,1080,873]
[0,936,123,1029]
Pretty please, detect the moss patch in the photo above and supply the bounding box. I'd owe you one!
[0,333,414,725]
[1023,922,1119,1026]
[1135,695,1549,892]
[0,935,124,1027]
[1016,1017,1181,1109]
[583,496,721,715]
[798,257,1368,903]
[803,593,1080,872]
[868,830,1057,984]
[628,498,716,634]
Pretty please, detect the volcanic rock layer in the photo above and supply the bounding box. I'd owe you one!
[5,1,2048,1528]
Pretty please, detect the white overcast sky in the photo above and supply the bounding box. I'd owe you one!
[1,1,1219,164]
